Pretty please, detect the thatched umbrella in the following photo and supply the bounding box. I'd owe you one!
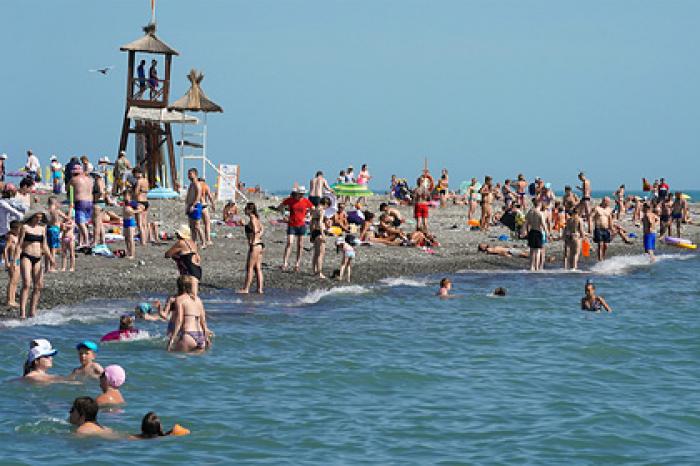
[169,69,223,113]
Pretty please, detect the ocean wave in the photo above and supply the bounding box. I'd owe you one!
[14,416,70,433]
[0,305,124,329]
[294,285,371,306]
[379,277,429,287]
[590,253,693,275]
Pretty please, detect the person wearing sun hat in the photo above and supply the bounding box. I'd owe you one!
[49,155,63,194]
[69,340,103,380]
[164,224,202,295]
[96,364,126,406]
[23,338,60,382]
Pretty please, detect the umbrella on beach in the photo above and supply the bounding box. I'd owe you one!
[331,183,373,197]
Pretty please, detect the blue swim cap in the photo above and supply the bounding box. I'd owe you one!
[137,302,153,314]
[76,340,99,353]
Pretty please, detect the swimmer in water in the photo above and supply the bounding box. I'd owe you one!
[437,278,452,297]
[96,365,126,406]
[581,281,612,313]
[134,300,168,321]
[69,340,103,380]
[69,396,113,437]
[23,339,61,383]
[130,412,187,439]
[493,287,507,297]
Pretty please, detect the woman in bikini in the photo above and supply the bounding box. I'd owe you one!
[164,225,202,296]
[581,281,612,313]
[167,275,211,352]
[15,212,54,319]
[238,202,265,293]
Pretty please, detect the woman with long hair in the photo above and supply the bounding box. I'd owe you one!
[15,212,54,319]
[238,203,264,293]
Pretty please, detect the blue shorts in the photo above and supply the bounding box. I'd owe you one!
[644,233,656,252]
[672,213,683,220]
[287,225,307,236]
[188,203,203,221]
[123,217,136,229]
[75,200,93,225]
[47,225,61,249]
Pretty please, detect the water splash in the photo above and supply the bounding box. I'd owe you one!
[294,286,371,306]
[379,277,430,287]
[590,253,693,275]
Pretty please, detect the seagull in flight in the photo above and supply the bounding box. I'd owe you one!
[89,66,115,75]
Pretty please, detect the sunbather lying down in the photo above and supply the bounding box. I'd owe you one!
[477,243,557,263]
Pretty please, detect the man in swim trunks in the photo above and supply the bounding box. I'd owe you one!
[331,203,350,233]
[185,168,204,247]
[413,182,431,231]
[198,178,216,246]
[658,195,673,238]
[525,199,548,271]
[576,172,592,234]
[278,187,313,272]
[516,174,528,210]
[309,171,332,207]
[591,197,614,261]
[671,192,687,238]
[68,164,94,248]
[657,178,669,201]
[562,186,579,216]
[642,203,658,262]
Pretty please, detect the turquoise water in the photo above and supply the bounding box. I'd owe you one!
[1,252,699,464]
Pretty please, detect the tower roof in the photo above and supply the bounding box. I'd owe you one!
[169,69,223,113]
[120,24,179,56]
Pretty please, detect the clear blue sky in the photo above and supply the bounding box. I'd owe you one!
[1,0,698,190]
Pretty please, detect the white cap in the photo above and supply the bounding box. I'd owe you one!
[292,185,306,194]
[50,155,57,161]
[0,153,7,160]
[99,156,110,163]
[27,339,57,363]
[119,150,126,156]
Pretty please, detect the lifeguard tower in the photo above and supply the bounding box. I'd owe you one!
[118,23,193,190]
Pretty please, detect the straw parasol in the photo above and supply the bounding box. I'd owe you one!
[169,70,223,113]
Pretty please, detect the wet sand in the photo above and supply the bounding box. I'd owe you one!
[1,195,698,318]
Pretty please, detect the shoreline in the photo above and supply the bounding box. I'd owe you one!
[1,197,698,318]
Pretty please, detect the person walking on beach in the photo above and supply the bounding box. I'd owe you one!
[525,199,548,271]
[68,164,94,248]
[309,171,332,207]
[4,221,21,307]
[238,202,264,294]
[562,186,579,217]
[185,168,204,247]
[591,197,614,261]
[310,197,330,278]
[279,187,313,272]
[577,172,592,233]
[198,178,215,246]
[642,203,658,262]
[15,212,54,319]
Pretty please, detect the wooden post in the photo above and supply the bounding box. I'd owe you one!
[163,55,172,104]
[164,123,178,191]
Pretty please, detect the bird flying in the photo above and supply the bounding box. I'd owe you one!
[88,66,115,75]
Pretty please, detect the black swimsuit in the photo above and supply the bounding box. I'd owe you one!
[174,241,203,281]
[21,232,44,265]
[245,222,264,248]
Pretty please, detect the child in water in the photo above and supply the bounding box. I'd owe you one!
[60,210,76,272]
[581,281,612,313]
[130,411,190,439]
[96,364,126,406]
[337,234,356,282]
[437,278,452,297]
[4,220,21,307]
[69,340,103,380]
[134,300,169,321]
[100,314,141,342]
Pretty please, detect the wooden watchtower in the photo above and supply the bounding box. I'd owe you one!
[118,24,180,190]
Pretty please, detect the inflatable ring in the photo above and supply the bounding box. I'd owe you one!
[421,173,435,192]
[468,219,480,227]
[676,242,697,250]
[170,424,190,436]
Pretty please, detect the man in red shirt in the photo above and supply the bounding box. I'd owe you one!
[278,186,313,272]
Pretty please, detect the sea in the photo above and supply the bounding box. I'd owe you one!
[1,251,699,464]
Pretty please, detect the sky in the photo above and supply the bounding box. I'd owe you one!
[1,0,698,190]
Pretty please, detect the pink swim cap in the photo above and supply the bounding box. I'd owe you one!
[103,364,126,388]
[4,183,16,192]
